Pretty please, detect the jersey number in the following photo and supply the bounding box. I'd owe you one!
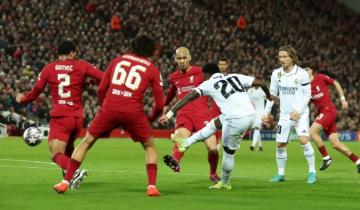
[112,61,146,90]
[58,74,71,98]
[214,76,246,99]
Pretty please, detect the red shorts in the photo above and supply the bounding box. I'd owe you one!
[314,108,337,136]
[88,109,152,142]
[49,116,83,143]
[175,111,212,133]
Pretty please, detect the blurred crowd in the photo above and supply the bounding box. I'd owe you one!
[0,0,359,131]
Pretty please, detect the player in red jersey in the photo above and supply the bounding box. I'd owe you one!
[304,63,360,172]
[163,47,219,183]
[53,35,164,196]
[16,40,104,188]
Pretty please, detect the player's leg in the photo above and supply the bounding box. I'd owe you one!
[171,114,193,164]
[53,131,97,193]
[141,138,160,196]
[310,112,334,170]
[258,128,263,151]
[54,110,112,193]
[124,114,160,196]
[204,135,220,183]
[194,116,220,183]
[271,119,290,182]
[210,115,254,189]
[310,123,332,170]
[48,117,73,171]
[179,117,220,149]
[297,114,316,184]
[327,132,360,171]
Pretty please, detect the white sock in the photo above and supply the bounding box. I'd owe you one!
[252,129,261,147]
[276,147,287,175]
[221,152,235,184]
[184,119,217,147]
[257,130,262,147]
[302,142,316,173]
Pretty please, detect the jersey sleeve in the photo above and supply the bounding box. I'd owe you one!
[195,80,212,96]
[321,74,335,85]
[164,77,176,106]
[298,70,311,114]
[237,74,255,88]
[84,61,104,84]
[21,67,48,104]
[97,62,113,105]
[148,68,165,122]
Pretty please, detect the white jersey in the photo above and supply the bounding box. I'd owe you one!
[195,73,255,118]
[264,65,311,120]
[247,87,266,113]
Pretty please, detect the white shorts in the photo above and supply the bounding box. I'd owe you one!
[276,112,309,143]
[220,114,255,150]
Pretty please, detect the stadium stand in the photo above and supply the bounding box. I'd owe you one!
[0,0,359,132]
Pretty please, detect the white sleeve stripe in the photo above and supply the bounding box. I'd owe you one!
[194,88,203,96]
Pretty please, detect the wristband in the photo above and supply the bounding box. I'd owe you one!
[340,96,346,101]
[165,110,174,119]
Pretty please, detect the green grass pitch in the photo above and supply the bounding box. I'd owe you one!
[0,137,359,210]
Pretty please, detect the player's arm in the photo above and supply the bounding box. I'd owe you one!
[17,68,48,104]
[159,90,200,125]
[263,72,278,116]
[251,78,272,101]
[333,80,348,109]
[97,63,113,105]
[163,80,177,112]
[85,62,104,85]
[297,72,312,114]
[148,71,165,122]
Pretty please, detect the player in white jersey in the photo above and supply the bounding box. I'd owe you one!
[262,46,316,184]
[159,63,273,190]
[248,86,266,151]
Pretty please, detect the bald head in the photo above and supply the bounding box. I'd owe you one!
[175,47,191,72]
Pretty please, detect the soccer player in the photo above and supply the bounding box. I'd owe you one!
[53,35,164,197]
[16,40,104,189]
[248,86,266,151]
[211,58,231,139]
[163,47,219,183]
[262,46,317,184]
[159,63,272,190]
[303,62,360,172]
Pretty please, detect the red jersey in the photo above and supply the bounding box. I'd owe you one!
[164,66,209,114]
[98,53,164,121]
[21,59,103,117]
[311,73,336,111]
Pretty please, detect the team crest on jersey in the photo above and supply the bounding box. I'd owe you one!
[189,76,194,83]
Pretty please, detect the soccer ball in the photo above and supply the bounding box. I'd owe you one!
[23,126,42,146]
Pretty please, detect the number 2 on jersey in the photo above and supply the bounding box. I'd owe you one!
[112,61,146,90]
[58,74,71,98]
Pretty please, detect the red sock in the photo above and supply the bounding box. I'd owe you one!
[348,153,359,163]
[146,164,157,186]
[318,146,329,157]
[208,151,219,175]
[64,159,81,182]
[172,145,184,163]
[52,153,70,170]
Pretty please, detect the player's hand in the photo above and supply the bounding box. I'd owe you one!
[268,95,279,104]
[159,115,169,126]
[163,106,169,114]
[341,100,348,109]
[16,93,24,103]
[290,111,300,121]
[262,114,270,125]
